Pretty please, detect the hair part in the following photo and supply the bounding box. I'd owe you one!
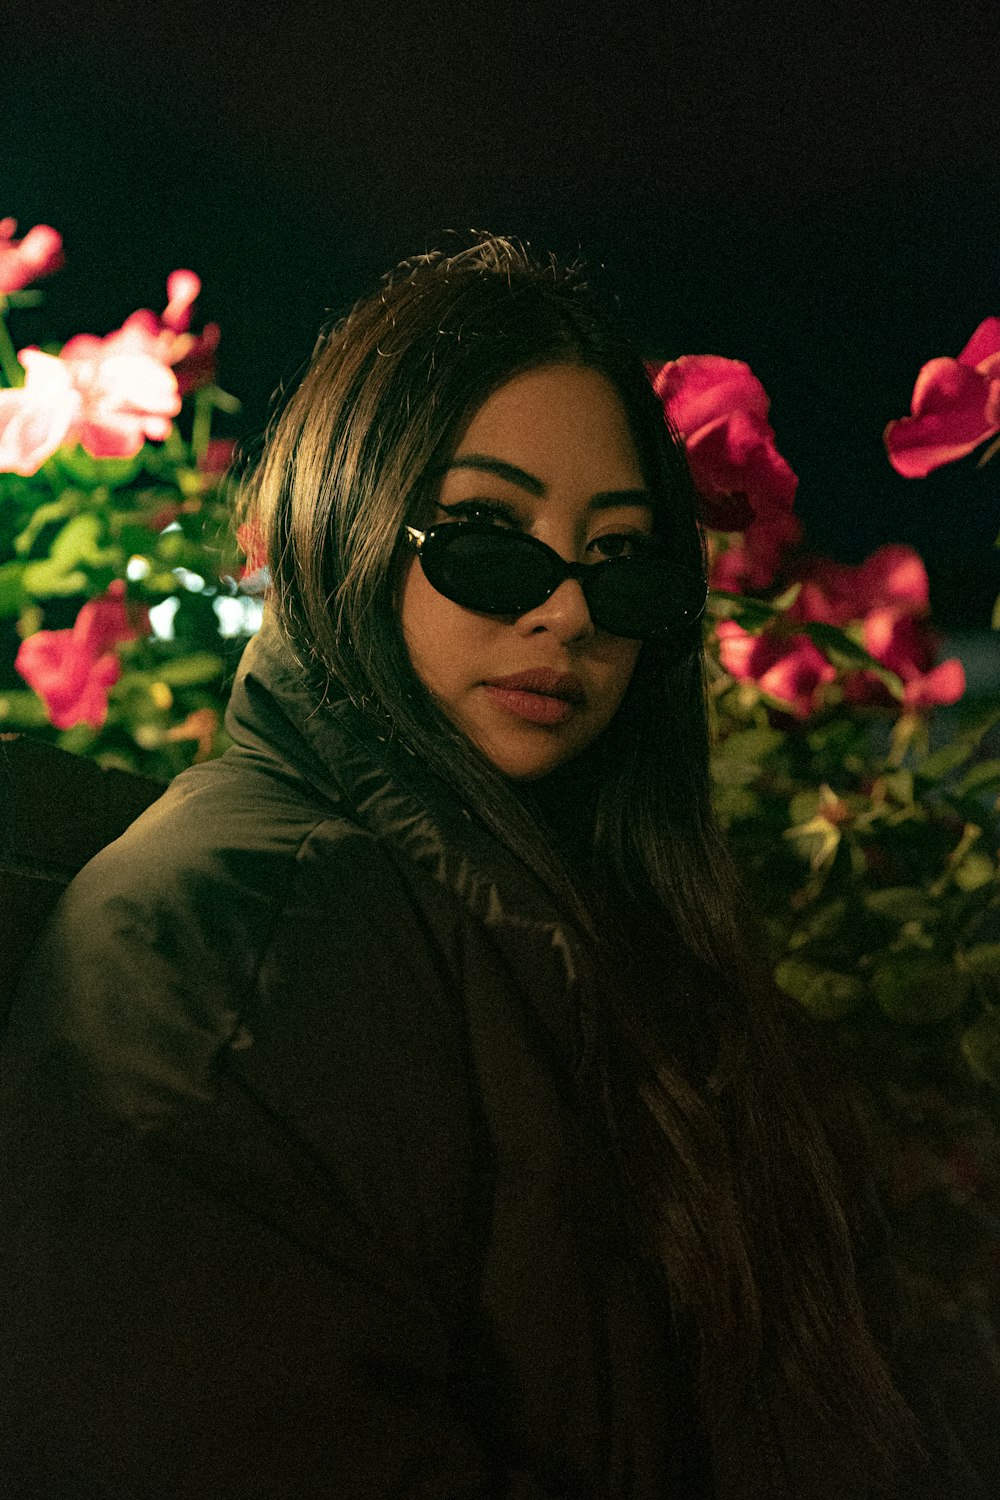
[240,231,920,1481]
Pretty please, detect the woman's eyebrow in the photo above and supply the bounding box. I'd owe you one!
[590,489,653,512]
[442,454,652,510]
[443,454,545,494]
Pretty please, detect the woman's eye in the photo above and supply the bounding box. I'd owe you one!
[438,500,519,527]
[588,531,654,561]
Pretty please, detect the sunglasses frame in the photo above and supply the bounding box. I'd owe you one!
[404,522,708,642]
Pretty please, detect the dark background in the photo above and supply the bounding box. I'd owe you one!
[8,0,1000,626]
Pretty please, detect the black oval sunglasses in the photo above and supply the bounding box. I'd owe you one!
[404,522,708,642]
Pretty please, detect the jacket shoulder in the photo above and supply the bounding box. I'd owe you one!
[8,750,419,1128]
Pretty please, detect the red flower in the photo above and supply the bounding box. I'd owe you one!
[788,544,930,628]
[884,317,1000,477]
[709,510,803,594]
[15,582,149,730]
[785,544,963,710]
[845,610,965,709]
[236,520,268,577]
[201,437,235,480]
[716,620,836,718]
[0,217,64,295]
[651,354,798,531]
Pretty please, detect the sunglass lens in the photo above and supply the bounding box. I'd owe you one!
[427,528,552,613]
[587,558,706,639]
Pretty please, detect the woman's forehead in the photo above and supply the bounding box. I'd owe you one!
[447,364,646,488]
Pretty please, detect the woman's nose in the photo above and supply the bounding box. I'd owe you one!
[514,575,596,644]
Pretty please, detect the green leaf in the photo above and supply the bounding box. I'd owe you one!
[0,689,50,728]
[711,784,760,822]
[789,789,821,824]
[798,621,905,695]
[710,724,785,786]
[871,956,971,1024]
[961,1011,1000,1089]
[0,560,27,614]
[706,592,780,632]
[154,651,224,686]
[715,724,784,760]
[791,898,849,943]
[992,594,1000,631]
[953,853,996,892]
[881,769,915,806]
[57,723,98,755]
[957,759,1000,797]
[770,582,803,612]
[21,513,121,597]
[863,887,939,925]
[919,742,974,780]
[13,494,78,555]
[962,944,1000,981]
[775,959,864,1021]
[54,446,144,490]
[952,695,1000,741]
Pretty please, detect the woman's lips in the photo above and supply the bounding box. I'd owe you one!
[482,685,576,725]
[482,669,584,727]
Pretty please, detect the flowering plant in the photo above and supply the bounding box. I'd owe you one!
[654,348,1000,1356]
[2,226,998,1364]
[0,222,255,774]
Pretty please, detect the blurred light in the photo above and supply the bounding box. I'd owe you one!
[149,597,180,640]
[213,596,264,638]
[173,567,205,592]
[126,555,151,580]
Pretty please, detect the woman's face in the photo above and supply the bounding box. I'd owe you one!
[400,363,652,780]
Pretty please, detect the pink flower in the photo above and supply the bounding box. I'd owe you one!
[201,437,235,479]
[15,581,149,730]
[0,349,79,475]
[116,270,220,394]
[783,544,962,710]
[651,354,798,531]
[788,544,930,627]
[709,510,804,594]
[716,620,836,718]
[236,519,268,577]
[845,610,965,709]
[855,544,930,616]
[0,218,64,295]
[884,317,1000,477]
[0,339,181,475]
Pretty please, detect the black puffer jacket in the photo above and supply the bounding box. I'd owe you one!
[0,619,985,1498]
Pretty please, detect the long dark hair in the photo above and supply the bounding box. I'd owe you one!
[242,233,918,1478]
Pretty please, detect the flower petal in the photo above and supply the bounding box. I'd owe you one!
[958,316,1000,371]
[902,658,966,708]
[0,221,64,294]
[885,356,999,476]
[654,354,798,527]
[653,355,771,432]
[856,545,929,616]
[14,583,147,729]
[163,269,201,332]
[0,378,77,475]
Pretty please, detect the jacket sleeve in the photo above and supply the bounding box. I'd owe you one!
[0,819,557,1500]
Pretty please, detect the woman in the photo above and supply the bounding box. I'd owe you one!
[0,235,985,1497]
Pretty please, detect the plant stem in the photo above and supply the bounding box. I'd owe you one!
[0,311,24,388]
[191,387,213,463]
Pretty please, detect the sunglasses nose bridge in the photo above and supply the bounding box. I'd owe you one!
[516,563,597,642]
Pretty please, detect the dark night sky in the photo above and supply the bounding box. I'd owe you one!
[8,0,1000,625]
